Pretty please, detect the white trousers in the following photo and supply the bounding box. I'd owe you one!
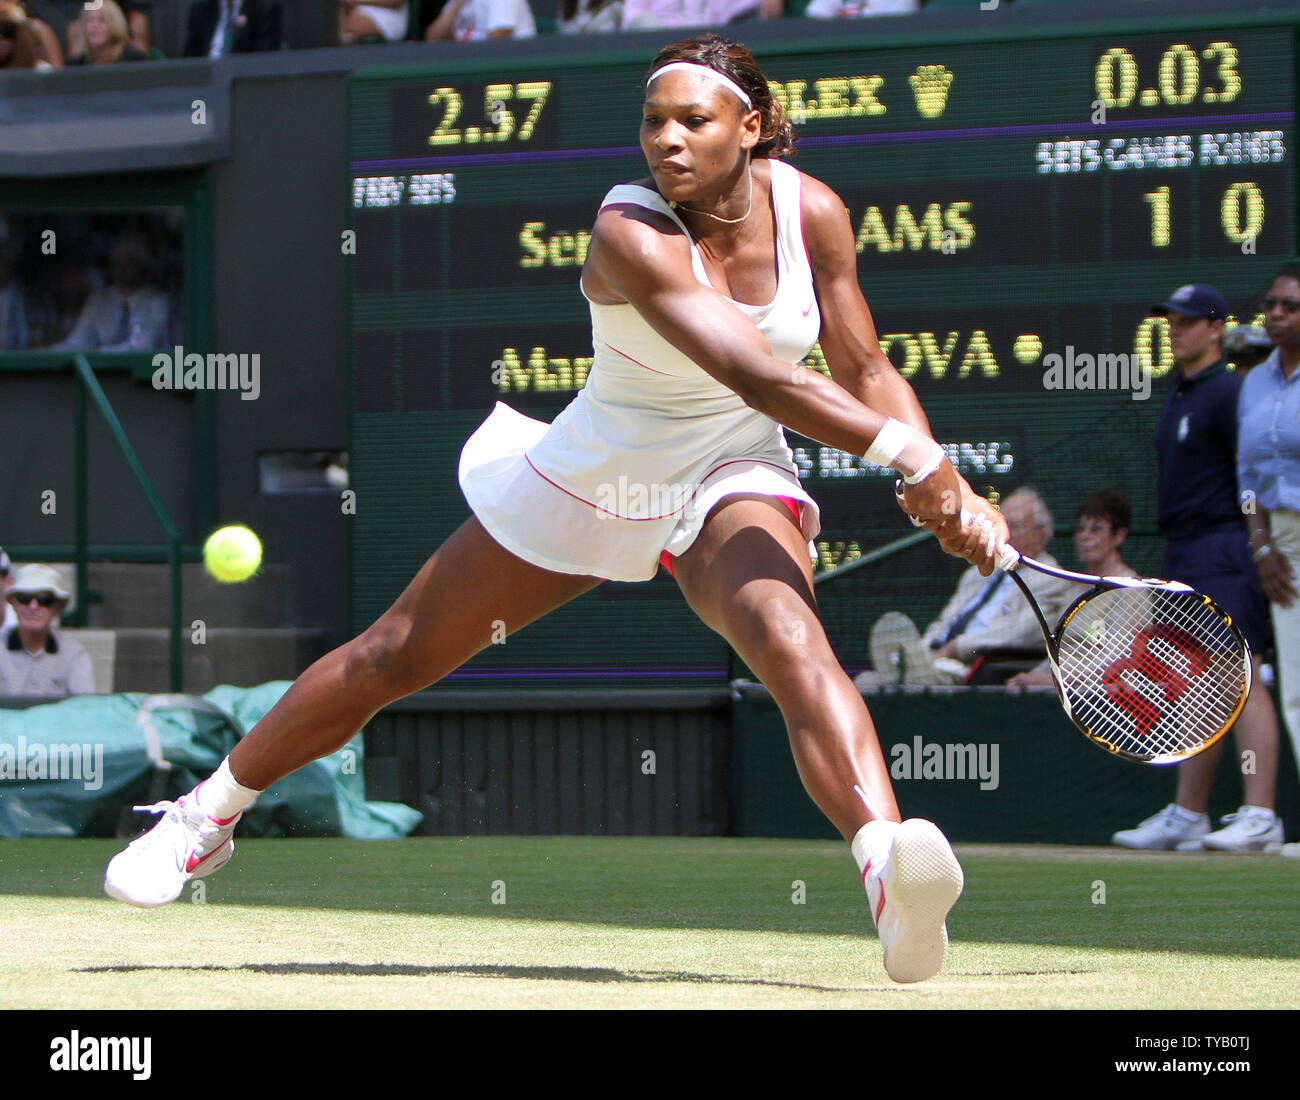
[1268,508,1300,781]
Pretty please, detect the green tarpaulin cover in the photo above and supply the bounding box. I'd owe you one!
[0,682,422,839]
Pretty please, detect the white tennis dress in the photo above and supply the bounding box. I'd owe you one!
[458,158,823,582]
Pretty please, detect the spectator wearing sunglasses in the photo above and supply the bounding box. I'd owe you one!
[0,564,94,697]
[1240,260,1300,857]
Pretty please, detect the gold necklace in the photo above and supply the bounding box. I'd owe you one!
[672,165,753,225]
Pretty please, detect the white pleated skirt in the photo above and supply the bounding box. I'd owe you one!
[458,402,821,583]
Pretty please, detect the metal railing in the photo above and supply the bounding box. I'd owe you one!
[72,355,184,691]
[6,354,184,691]
[812,528,931,588]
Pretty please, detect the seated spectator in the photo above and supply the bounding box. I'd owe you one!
[804,0,918,17]
[0,228,30,351]
[46,233,170,352]
[183,0,283,58]
[1005,490,1137,690]
[424,0,534,40]
[67,2,151,63]
[0,565,94,697]
[861,487,1074,687]
[0,549,15,634]
[18,0,60,62]
[557,0,623,33]
[0,1,55,69]
[340,0,410,44]
[620,0,777,28]
[65,1,146,65]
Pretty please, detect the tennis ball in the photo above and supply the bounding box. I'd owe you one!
[204,525,263,584]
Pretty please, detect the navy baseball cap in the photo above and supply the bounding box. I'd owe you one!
[1151,284,1230,321]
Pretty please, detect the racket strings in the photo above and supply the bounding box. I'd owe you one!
[1054,588,1248,762]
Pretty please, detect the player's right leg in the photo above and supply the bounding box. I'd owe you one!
[672,495,960,982]
[104,517,601,907]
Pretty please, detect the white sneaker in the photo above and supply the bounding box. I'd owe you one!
[1111,804,1209,851]
[870,613,943,686]
[104,794,240,907]
[862,818,964,983]
[1280,843,1300,859]
[1201,806,1284,852]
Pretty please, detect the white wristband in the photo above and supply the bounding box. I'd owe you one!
[901,443,945,485]
[864,418,914,467]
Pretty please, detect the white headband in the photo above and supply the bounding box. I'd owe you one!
[647,62,754,110]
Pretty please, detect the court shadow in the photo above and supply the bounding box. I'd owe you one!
[73,960,892,993]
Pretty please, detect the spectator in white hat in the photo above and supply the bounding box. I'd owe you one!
[0,564,94,696]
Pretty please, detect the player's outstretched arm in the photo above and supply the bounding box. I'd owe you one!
[585,202,1002,570]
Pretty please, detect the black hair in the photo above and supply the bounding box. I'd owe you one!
[646,34,797,160]
[1075,490,1131,533]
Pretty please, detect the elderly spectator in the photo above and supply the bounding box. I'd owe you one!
[46,233,169,352]
[425,0,534,39]
[0,565,94,697]
[862,487,1074,687]
[65,1,146,65]
[340,1,410,44]
[183,0,283,58]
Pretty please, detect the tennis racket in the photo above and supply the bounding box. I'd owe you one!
[896,485,1252,764]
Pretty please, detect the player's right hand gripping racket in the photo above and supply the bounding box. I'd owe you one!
[896,486,1252,764]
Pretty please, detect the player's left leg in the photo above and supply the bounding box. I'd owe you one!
[672,494,962,982]
[671,494,896,840]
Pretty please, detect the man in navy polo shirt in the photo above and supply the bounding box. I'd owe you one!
[1112,284,1285,852]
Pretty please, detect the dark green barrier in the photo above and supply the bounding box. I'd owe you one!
[732,685,1300,844]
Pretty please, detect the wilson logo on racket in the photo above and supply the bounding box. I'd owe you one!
[1100,624,1213,740]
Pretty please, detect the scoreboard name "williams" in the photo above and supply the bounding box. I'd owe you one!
[517,203,975,268]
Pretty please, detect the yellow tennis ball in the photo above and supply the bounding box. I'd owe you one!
[204,525,262,584]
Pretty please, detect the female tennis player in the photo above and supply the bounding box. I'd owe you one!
[106,34,1009,983]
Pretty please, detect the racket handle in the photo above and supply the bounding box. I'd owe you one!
[957,507,1019,570]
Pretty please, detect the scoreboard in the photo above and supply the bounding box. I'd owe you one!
[347,21,1296,687]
